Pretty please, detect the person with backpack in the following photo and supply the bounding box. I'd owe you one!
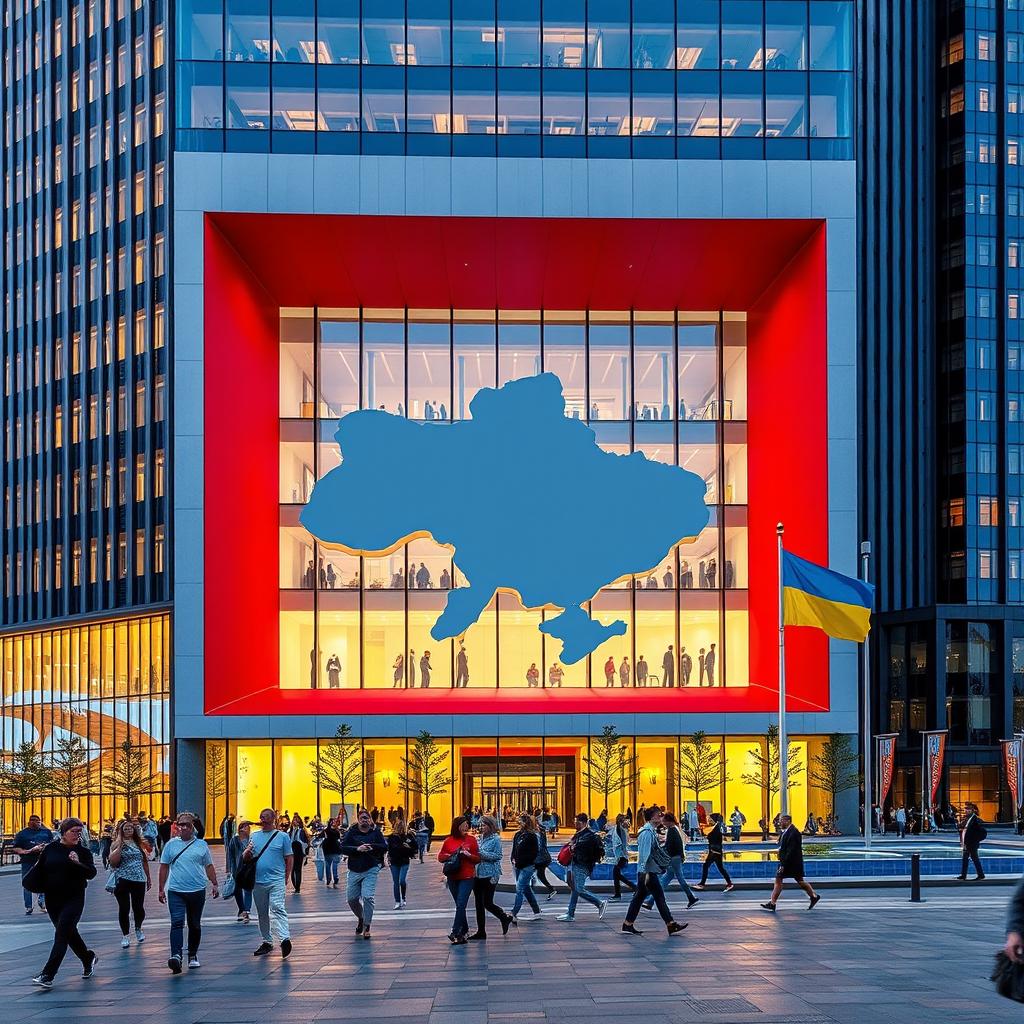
[556,813,607,922]
[158,812,219,974]
[386,817,418,909]
[606,814,637,902]
[470,815,513,940]
[641,811,699,911]
[340,808,387,939]
[956,802,988,881]
[693,813,735,892]
[508,814,543,923]
[438,816,481,944]
[622,807,687,937]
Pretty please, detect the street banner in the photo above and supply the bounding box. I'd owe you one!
[922,730,947,808]
[876,733,898,807]
[1002,739,1022,812]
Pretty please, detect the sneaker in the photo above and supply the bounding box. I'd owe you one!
[188,957,201,969]
[760,902,777,913]
[546,890,556,902]
[394,902,402,910]
[401,898,407,907]
[598,900,608,921]
[356,918,364,935]
[687,898,700,909]
[556,913,574,922]
[807,894,821,911]
[167,955,183,974]
[24,907,32,916]
[253,942,273,957]
[609,895,622,902]
[243,912,250,924]
[121,936,130,949]
[723,884,736,893]
[82,952,98,978]
[531,910,543,920]
[135,929,145,943]
[641,903,654,913]
[237,912,245,922]
[692,883,706,891]
[31,975,53,989]
[38,900,45,911]
[281,939,292,959]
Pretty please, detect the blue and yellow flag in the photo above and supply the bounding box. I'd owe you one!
[782,550,874,642]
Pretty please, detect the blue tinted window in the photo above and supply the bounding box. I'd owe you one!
[226,62,268,128]
[722,70,763,134]
[454,67,497,132]
[809,1,854,71]
[810,70,852,136]
[632,70,675,135]
[542,68,585,133]
[765,0,806,70]
[177,61,224,128]
[226,0,270,61]
[721,1,763,70]
[407,65,450,132]
[678,70,720,135]
[362,0,405,64]
[497,67,540,133]
[633,0,675,69]
[677,0,719,69]
[317,64,359,130]
[543,0,586,68]
[453,0,496,66]
[177,0,223,61]
[362,65,406,130]
[766,72,805,136]
[272,64,315,130]
[273,0,314,61]
[498,0,540,67]
[316,0,359,64]
[408,0,452,65]
[588,69,630,134]
[588,0,631,69]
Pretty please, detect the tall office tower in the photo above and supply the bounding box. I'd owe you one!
[0,0,171,827]
[862,0,1024,823]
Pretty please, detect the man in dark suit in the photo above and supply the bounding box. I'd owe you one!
[761,814,820,912]
[956,802,987,881]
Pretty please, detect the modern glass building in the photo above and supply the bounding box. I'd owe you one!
[0,0,171,829]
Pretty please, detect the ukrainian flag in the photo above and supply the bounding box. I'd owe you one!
[782,550,874,642]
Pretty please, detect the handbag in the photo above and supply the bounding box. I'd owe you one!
[234,831,277,891]
[221,874,236,899]
[992,951,1024,1002]
[21,845,54,894]
[442,849,463,878]
[556,843,573,867]
[535,845,552,868]
[105,870,118,893]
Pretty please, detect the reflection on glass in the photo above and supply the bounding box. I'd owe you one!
[363,313,405,413]
[587,70,630,136]
[317,66,359,130]
[543,315,586,416]
[542,68,585,133]
[226,64,269,129]
[498,68,541,133]
[588,0,631,68]
[633,0,675,69]
[407,0,452,65]
[677,0,720,69]
[634,318,674,418]
[810,71,852,138]
[408,313,450,418]
[361,0,405,64]
[316,0,359,64]
[542,0,586,68]
[272,64,316,130]
[589,316,630,418]
[454,314,497,416]
[809,1,854,71]
[407,66,451,132]
[362,66,406,131]
[766,74,806,137]
[453,67,497,133]
[678,316,719,419]
[721,0,764,70]
[453,0,497,66]
[678,71,720,135]
[722,71,764,136]
[226,0,270,62]
[632,71,675,135]
[272,0,315,62]
[765,0,806,70]
[498,0,540,67]
[318,312,358,417]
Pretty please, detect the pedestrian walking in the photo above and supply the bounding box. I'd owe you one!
[322,814,343,887]
[108,819,152,947]
[508,813,543,923]
[761,814,821,912]
[955,802,987,881]
[533,821,559,898]
[470,815,512,940]
[621,807,687,937]
[158,812,219,973]
[28,817,99,989]
[693,813,735,891]
[1003,871,1024,966]
[438,816,481,944]
[139,812,159,860]
[287,813,310,893]
[557,813,607,922]
[12,813,52,915]
[729,806,745,842]
[386,816,418,909]
[895,805,907,839]
[244,808,294,958]
[340,807,387,939]
[226,820,254,922]
[607,814,637,901]
[642,812,699,910]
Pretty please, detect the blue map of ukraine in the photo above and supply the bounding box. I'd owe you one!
[300,373,710,664]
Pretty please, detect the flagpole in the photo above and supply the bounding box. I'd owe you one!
[778,523,789,819]
[861,540,872,850]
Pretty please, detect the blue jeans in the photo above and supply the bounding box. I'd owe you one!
[346,866,380,926]
[232,884,253,914]
[21,863,44,909]
[566,866,602,917]
[415,834,428,861]
[314,857,324,881]
[644,855,695,907]
[167,889,206,959]
[446,877,474,938]
[324,854,340,884]
[511,865,540,916]
[390,862,409,902]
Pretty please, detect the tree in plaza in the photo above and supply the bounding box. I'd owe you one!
[581,725,639,815]
[106,738,160,818]
[48,735,92,818]
[313,724,364,820]
[677,731,731,807]
[207,743,228,824]
[808,733,860,818]
[0,741,52,830]
[399,730,454,818]
[741,724,804,823]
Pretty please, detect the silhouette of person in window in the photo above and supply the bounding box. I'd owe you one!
[326,654,342,689]
[706,558,718,589]
[604,656,615,687]
[698,648,707,686]
[456,643,469,688]
[663,564,674,588]
[326,563,337,590]
[408,649,416,687]
[439,403,447,420]
[415,562,431,589]
[681,647,693,687]
[662,645,675,688]
[681,560,693,589]
[393,653,404,688]
[420,651,432,688]
[636,655,648,687]
[526,663,540,687]
[548,663,564,687]
[439,568,451,589]
[619,656,631,687]
[424,401,435,421]
[705,643,717,687]
[304,559,315,589]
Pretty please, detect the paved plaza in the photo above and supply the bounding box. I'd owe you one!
[0,861,1020,1024]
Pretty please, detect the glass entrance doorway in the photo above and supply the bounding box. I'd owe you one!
[462,756,575,827]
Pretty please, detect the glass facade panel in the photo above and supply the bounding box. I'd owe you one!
[408,0,452,65]
[226,0,270,62]
[498,0,541,67]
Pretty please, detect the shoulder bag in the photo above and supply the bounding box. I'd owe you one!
[234,831,277,891]
[21,843,56,894]
[441,848,463,878]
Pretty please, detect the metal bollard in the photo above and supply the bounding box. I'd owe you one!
[910,852,922,902]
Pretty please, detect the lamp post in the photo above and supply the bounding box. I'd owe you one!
[778,523,788,818]
[861,540,872,850]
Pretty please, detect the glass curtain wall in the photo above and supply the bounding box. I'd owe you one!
[279,308,749,690]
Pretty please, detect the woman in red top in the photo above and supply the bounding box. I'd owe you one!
[437,816,480,944]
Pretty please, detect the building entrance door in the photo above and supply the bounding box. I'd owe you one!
[462,755,576,826]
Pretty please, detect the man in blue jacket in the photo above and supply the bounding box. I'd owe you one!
[340,808,387,939]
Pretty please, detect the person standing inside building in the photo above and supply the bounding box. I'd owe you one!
[681,647,692,687]
[12,813,52,916]
[109,819,152,947]
[420,650,432,688]
[663,565,674,589]
[761,814,820,913]
[693,813,735,892]
[548,662,564,687]
[438,816,481,944]
[557,813,607,922]
[956,802,987,881]
[698,648,707,686]
[619,656,631,687]
[158,812,219,974]
[705,643,717,686]
[29,817,99,989]
[227,820,253,921]
[662,645,675,688]
[287,813,310,894]
[341,808,387,939]
[604,656,616,687]
[408,649,416,687]
[393,653,404,687]
[621,807,687,938]
[326,654,342,689]
[470,815,512,940]
[386,816,417,909]
[244,808,293,958]
[636,654,648,686]
[456,642,470,688]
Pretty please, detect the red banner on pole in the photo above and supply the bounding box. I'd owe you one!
[877,734,898,807]
[924,731,947,807]
[1003,739,1022,811]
